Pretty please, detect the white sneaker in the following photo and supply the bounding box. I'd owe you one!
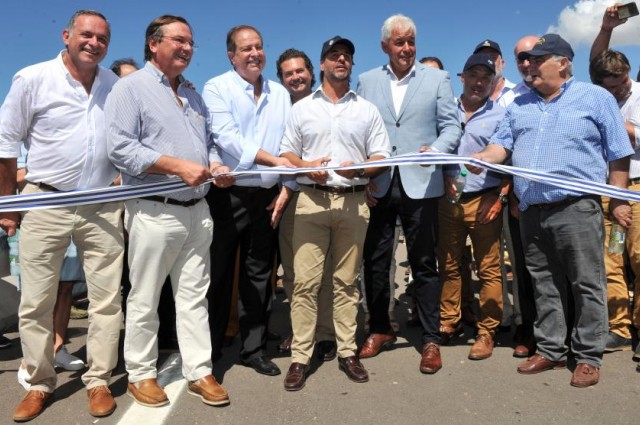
[54,346,85,371]
[17,361,31,390]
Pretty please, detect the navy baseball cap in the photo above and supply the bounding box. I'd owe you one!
[473,39,502,56]
[320,36,355,60]
[462,53,496,74]
[517,34,574,61]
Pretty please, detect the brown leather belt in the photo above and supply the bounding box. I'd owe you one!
[302,184,366,194]
[140,195,202,207]
[28,181,61,192]
[459,187,496,201]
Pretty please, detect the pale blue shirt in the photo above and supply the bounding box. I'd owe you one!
[491,78,633,210]
[106,62,219,201]
[202,70,291,188]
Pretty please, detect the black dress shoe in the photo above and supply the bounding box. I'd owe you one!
[284,362,308,391]
[316,341,337,362]
[338,356,369,383]
[241,356,281,376]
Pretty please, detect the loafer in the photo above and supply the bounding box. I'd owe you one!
[604,331,632,353]
[517,353,566,375]
[278,334,293,353]
[127,378,169,407]
[13,390,52,422]
[54,346,85,371]
[241,356,281,376]
[187,375,230,406]
[570,363,599,388]
[359,333,396,359]
[338,356,369,383]
[284,362,309,391]
[316,340,337,362]
[468,333,494,360]
[87,385,116,417]
[420,342,442,374]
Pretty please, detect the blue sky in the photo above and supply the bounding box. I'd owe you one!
[1,0,639,99]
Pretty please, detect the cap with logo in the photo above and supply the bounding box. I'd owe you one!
[320,36,355,60]
[473,39,502,56]
[517,34,574,61]
[462,53,496,74]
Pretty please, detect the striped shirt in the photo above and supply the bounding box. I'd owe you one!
[106,62,221,201]
[491,78,633,210]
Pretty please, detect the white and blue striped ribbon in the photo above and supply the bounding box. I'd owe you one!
[2,151,638,212]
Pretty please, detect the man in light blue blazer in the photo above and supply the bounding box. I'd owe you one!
[357,14,460,374]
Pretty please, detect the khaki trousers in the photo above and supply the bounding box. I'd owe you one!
[290,186,369,364]
[19,183,124,392]
[438,193,503,336]
[279,191,335,341]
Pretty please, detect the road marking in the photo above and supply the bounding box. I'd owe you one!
[117,352,185,425]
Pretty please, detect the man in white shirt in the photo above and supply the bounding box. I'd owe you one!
[589,2,640,361]
[0,10,123,421]
[280,36,391,390]
[202,25,292,377]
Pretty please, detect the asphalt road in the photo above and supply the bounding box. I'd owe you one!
[1,243,639,425]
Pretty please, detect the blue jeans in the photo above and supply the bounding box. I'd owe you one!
[520,196,607,367]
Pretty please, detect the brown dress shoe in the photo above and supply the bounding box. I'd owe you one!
[570,363,600,388]
[87,386,116,417]
[468,334,494,360]
[439,323,463,345]
[517,353,566,375]
[359,333,397,359]
[284,362,309,391]
[338,356,369,383]
[420,342,442,374]
[127,378,169,407]
[188,374,230,406]
[278,334,293,353]
[13,390,52,422]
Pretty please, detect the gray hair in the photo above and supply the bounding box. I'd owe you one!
[553,54,573,76]
[381,14,416,42]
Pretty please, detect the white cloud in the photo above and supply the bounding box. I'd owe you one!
[548,0,640,47]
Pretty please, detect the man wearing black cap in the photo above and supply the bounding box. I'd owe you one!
[356,14,460,375]
[470,34,633,388]
[279,36,391,390]
[473,39,515,106]
[438,53,508,361]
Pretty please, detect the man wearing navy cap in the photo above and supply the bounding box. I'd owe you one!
[474,39,515,105]
[280,35,391,390]
[438,53,508,361]
[471,34,633,387]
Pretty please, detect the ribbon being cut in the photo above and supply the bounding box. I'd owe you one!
[1,151,639,213]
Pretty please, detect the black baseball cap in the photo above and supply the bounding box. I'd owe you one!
[517,34,574,61]
[473,39,502,56]
[462,53,496,74]
[320,36,355,60]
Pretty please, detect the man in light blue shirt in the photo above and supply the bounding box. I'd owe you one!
[202,25,292,377]
[472,34,632,388]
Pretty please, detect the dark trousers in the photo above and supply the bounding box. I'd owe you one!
[207,185,278,361]
[363,172,441,344]
[507,211,535,329]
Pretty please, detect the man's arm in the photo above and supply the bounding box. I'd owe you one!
[467,144,510,174]
[590,2,625,61]
[431,72,462,154]
[609,156,632,228]
[0,158,19,235]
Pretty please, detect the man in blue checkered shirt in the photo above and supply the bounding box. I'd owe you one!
[470,34,633,388]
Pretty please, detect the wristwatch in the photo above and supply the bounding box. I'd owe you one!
[497,192,508,205]
[357,169,366,178]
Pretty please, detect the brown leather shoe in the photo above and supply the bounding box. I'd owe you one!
[570,363,600,388]
[284,362,309,391]
[359,333,397,359]
[419,342,442,374]
[188,374,230,406]
[278,334,293,353]
[13,390,52,422]
[87,386,116,417]
[513,336,536,358]
[517,353,566,375]
[439,323,463,345]
[338,356,369,383]
[468,334,494,360]
[127,378,169,407]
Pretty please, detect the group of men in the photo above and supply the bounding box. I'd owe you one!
[0,4,638,424]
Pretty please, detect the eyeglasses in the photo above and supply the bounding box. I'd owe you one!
[162,36,198,50]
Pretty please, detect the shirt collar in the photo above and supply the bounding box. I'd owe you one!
[144,61,185,86]
[313,86,357,102]
[384,64,415,83]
